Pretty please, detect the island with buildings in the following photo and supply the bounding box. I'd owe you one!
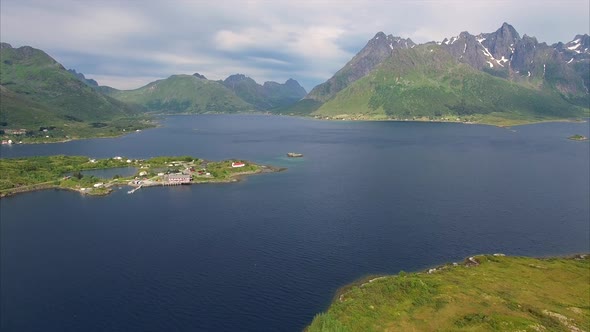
[0,155,284,198]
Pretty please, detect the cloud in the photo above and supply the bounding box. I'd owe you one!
[84,74,165,90]
[1,0,588,91]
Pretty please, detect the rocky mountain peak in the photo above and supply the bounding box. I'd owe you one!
[223,74,257,86]
[0,42,13,49]
[372,31,387,40]
[284,78,302,87]
[478,23,521,62]
[565,34,590,54]
[498,22,520,40]
[192,73,207,79]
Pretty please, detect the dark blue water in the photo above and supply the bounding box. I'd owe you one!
[1,115,589,332]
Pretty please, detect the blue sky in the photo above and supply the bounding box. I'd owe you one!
[1,0,589,91]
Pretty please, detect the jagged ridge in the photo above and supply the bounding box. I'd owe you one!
[292,23,590,124]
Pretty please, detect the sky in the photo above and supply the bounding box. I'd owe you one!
[1,0,589,91]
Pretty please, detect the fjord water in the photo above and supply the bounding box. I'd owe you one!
[1,115,589,332]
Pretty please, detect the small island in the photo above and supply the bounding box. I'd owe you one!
[0,155,284,198]
[307,254,589,332]
[568,134,589,141]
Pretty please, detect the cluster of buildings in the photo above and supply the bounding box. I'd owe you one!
[1,129,28,144]
[128,159,247,187]
[163,173,192,184]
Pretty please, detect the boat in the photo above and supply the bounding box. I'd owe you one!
[287,152,303,158]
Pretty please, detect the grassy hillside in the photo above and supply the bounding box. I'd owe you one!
[0,43,152,142]
[307,254,589,332]
[314,45,588,125]
[111,74,253,114]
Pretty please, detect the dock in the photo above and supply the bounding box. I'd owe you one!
[127,184,142,194]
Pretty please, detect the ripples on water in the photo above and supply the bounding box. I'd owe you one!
[1,115,589,331]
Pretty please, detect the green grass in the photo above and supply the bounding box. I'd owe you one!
[306,255,590,332]
[0,155,135,194]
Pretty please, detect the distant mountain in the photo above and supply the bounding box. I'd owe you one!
[67,69,98,87]
[437,23,588,105]
[289,23,589,125]
[221,74,306,110]
[0,43,149,141]
[110,73,306,114]
[110,73,253,114]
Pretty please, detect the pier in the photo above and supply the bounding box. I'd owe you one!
[127,184,142,194]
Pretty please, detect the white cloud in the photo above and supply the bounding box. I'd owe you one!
[1,0,589,91]
[85,74,165,90]
[1,2,152,53]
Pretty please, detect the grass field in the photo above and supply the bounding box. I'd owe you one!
[307,254,589,332]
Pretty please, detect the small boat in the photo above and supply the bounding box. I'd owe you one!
[287,152,303,158]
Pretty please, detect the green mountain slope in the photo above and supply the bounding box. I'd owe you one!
[314,45,588,125]
[307,255,589,332]
[306,33,415,102]
[0,43,150,142]
[111,74,253,114]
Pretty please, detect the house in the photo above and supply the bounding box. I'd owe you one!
[164,174,191,184]
[231,162,245,168]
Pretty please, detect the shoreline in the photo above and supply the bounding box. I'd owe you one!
[1,119,158,145]
[328,252,589,303]
[308,253,590,331]
[301,114,588,128]
[0,163,286,199]
[4,114,587,145]
[2,124,159,145]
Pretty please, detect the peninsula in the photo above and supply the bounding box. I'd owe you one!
[307,254,589,332]
[0,155,284,198]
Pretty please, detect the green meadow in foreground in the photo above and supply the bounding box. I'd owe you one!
[307,255,589,332]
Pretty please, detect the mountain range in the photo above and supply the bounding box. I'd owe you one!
[106,73,306,114]
[0,43,306,141]
[296,23,589,125]
[1,22,588,141]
